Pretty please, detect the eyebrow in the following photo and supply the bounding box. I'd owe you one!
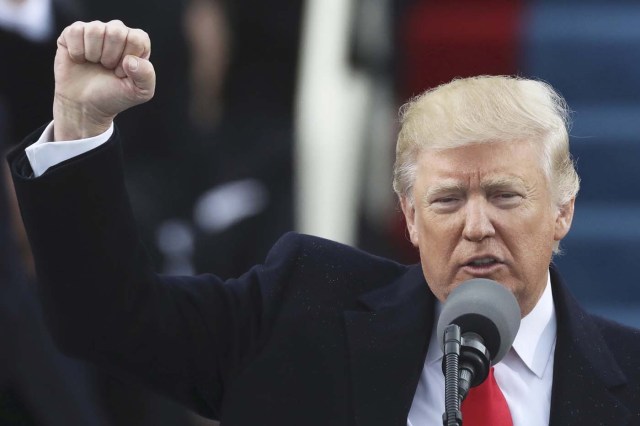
[422,175,527,202]
[480,176,527,191]
[423,181,466,202]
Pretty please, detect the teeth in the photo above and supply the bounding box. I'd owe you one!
[470,258,496,266]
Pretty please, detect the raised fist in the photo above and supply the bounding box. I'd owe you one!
[53,20,156,141]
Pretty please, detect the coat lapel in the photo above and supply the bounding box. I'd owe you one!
[344,265,434,426]
[549,266,631,425]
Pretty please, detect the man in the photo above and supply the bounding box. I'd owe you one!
[8,21,640,425]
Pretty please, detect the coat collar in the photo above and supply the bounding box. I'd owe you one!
[344,264,434,426]
[549,265,631,425]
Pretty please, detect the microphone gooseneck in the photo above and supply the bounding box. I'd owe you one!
[438,278,521,426]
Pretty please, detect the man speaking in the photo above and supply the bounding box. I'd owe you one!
[8,21,640,425]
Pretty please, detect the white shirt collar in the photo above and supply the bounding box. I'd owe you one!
[426,273,557,379]
[511,273,556,378]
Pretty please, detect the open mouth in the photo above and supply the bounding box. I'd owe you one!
[466,257,499,267]
[462,257,503,275]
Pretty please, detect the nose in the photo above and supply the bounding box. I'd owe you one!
[462,197,495,242]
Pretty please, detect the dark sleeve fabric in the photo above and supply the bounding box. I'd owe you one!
[2,128,107,425]
[6,128,301,419]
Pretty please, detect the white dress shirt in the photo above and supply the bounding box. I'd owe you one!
[408,275,556,426]
[25,126,557,425]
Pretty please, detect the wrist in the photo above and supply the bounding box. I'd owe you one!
[53,95,114,141]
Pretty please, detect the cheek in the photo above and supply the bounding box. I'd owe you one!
[418,211,461,240]
[499,210,556,259]
[416,212,464,260]
[417,219,460,275]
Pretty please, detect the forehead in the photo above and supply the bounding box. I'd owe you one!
[414,140,546,188]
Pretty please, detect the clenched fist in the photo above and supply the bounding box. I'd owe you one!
[53,20,156,141]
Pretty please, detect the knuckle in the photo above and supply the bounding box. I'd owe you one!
[106,25,128,43]
[127,28,148,45]
[85,21,105,35]
[106,20,128,38]
[67,21,85,36]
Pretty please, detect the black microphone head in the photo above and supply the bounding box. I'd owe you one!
[437,278,521,364]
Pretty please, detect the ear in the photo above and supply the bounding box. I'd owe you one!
[554,197,575,242]
[400,196,419,247]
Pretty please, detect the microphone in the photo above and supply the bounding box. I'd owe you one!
[437,279,521,425]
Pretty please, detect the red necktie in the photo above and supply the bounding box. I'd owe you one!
[461,367,513,426]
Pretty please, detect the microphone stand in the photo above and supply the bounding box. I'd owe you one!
[442,325,491,426]
[442,324,463,426]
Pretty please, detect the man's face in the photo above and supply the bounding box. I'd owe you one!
[401,140,574,317]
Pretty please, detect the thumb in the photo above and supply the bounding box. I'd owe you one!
[123,55,156,100]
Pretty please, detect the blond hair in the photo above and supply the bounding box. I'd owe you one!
[393,76,580,208]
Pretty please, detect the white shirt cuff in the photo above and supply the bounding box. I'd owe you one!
[25,121,114,177]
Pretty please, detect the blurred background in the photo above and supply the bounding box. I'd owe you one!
[1,0,638,423]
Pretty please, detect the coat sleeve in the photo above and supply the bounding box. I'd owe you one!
[7,126,299,419]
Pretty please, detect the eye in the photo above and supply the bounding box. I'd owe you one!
[429,196,462,212]
[492,192,523,206]
[434,197,459,204]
